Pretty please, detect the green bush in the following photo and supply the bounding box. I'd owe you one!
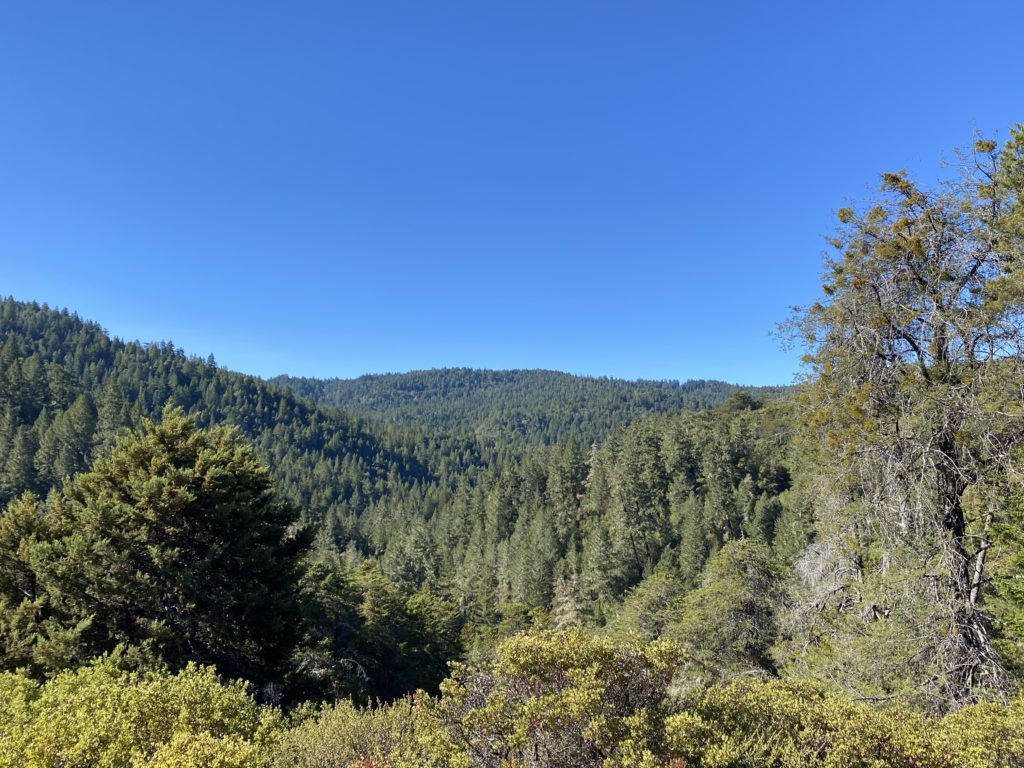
[270,694,442,768]
[665,678,1024,768]
[0,657,281,768]
[430,628,686,768]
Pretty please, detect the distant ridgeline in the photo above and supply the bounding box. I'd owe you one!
[0,296,786,550]
[269,368,789,449]
[0,297,490,531]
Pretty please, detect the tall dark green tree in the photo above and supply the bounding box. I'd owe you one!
[20,407,310,690]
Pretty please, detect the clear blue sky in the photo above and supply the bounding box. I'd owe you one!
[2,1,1022,386]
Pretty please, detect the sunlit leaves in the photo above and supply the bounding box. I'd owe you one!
[787,125,1024,709]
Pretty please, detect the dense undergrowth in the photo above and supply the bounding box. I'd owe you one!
[3,632,1023,768]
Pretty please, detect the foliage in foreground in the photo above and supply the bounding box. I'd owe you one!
[273,630,1024,768]
[0,658,281,768]
[270,695,434,768]
[4,632,1024,768]
[668,678,1024,768]
[431,628,686,768]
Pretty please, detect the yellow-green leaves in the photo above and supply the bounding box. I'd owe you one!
[432,629,686,768]
[662,678,1024,768]
[0,658,281,768]
[269,695,442,768]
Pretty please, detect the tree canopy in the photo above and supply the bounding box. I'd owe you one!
[788,125,1024,709]
[0,408,310,691]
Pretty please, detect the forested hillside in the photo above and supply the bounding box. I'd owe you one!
[0,300,791,653]
[0,298,498,530]
[3,124,1024,767]
[1,297,795,698]
[270,369,788,450]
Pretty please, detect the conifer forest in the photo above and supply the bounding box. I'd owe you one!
[4,126,1024,766]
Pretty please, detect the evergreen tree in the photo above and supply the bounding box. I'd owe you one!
[665,539,783,681]
[24,407,310,691]
[786,127,1024,710]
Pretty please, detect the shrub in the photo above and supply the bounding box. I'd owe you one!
[0,657,281,768]
[270,695,441,768]
[431,628,686,768]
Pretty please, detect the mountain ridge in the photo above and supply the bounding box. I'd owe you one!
[269,368,789,450]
